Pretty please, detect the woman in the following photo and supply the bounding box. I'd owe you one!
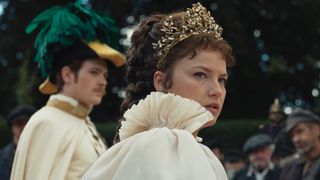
[82,3,234,180]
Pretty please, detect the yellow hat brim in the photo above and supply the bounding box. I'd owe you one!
[88,41,126,67]
[39,78,58,95]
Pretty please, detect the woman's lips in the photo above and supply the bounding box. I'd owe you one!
[205,104,219,115]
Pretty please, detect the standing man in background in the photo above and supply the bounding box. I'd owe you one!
[233,134,281,180]
[280,109,320,180]
[0,105,36,180]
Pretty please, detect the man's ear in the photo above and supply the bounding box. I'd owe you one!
[153,71,165,91]
[61,66,74,84]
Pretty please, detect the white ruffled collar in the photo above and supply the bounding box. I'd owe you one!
[119,92,214,141]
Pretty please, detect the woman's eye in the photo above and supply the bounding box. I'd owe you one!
[194,72,207,79]
[219,78,227,85]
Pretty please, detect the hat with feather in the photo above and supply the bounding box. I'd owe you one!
[26,0,125,94]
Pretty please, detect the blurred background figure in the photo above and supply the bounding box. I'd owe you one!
[280,109,320,180]
[259,98,294,166]
[205,138,225,163]
[233,134,281,180]
[259,99,285,138]
[0,105,36,180]
[223,149,246,179]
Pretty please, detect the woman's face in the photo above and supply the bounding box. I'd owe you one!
[155,49,228,123]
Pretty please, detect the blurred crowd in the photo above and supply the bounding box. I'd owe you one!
[204,99,320,180]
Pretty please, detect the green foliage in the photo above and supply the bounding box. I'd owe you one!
[200,119,265,149]
[1,0,320,120]
[16,50,37,105]
[95,122,118,145]
[268,57,287,74]
[92,119,267,149]
[0,122,11,148]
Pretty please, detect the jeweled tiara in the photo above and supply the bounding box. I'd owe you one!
[152,2,223,69]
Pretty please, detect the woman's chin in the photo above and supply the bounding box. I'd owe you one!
[203,119,217,128]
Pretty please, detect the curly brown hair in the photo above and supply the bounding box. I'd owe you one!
[113,12,234,143]
[121,12,235,113]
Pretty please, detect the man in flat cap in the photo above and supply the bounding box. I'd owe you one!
[0,105,36,180]
[233,134,281,180]
[279,109,320,180]
[10,1,125,180]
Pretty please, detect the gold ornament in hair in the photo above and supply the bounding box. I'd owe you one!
[152,2,223,69]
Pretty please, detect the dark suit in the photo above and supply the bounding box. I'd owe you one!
[0,142,16,180]
[233,165,281,180]
[259,124,294,159]
[279,156,320,180]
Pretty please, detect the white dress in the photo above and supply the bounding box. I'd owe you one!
[82,92,228,180]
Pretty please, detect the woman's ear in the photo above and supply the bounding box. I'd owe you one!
[153,71,165,91]
[61,66,74,84]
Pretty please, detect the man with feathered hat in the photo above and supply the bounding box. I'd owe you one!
[10,1,125,180]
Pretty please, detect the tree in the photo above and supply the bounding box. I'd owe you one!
[1,0,319,121]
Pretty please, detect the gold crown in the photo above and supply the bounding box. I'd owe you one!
[152,2,223,69]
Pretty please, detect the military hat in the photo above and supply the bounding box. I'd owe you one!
[243,134,273,154]
[285,109,320,133]
[6,105,36,127]
[269,98,282,113]
[26,0,126,94]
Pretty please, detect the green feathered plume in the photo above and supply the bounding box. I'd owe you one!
[26,0,120,77]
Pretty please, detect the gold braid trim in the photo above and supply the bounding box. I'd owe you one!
[46,99,90,119]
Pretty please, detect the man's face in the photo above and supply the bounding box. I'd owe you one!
[248,146,273,171]
[269,111,284,124]
[290,123,320,154]
[64,59,108,107]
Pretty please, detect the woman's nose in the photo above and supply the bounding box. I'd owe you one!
[208,80,223,97]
